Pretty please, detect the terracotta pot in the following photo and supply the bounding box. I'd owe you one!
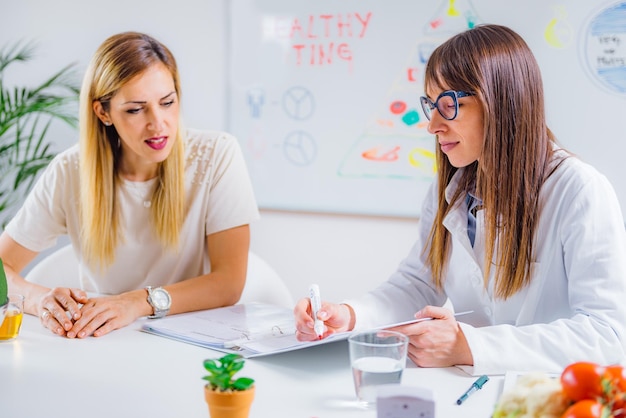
[204,385,255,418]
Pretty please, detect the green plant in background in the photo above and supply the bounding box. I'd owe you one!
[202,354,255,392]
[0,41,79,226]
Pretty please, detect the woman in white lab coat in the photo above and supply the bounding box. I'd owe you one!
[294,24,626,375]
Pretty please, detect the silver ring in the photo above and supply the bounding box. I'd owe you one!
[41,309,51,320]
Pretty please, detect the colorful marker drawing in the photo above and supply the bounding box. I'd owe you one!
[247,88,266,118]
[390,100,407,115]
[362,146,401,162]
[337,0,481,180]
[544,6,574,49]
[582,1,626,95]
[447,0,461,17]
[245,123,269,160]
[426,0,479,34]
[409,148,437,173]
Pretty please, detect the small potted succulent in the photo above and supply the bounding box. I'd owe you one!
[202,353,255,418]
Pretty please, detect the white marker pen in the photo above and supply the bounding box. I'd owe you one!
[308,284,324,339]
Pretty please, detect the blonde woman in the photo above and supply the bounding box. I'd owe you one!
[294,24,626,375]
[0,32,259,337]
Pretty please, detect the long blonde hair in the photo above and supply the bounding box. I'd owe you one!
[424,24,561,299]
[78,32,185,270]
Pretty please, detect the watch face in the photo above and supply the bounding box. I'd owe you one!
[152,289,171,309]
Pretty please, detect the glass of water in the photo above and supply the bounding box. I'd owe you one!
[349,330,409,406]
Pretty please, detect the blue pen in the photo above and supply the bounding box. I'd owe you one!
[456,375,489,405]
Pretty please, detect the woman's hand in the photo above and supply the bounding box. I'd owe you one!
[387,305,473,368]
[64,291,148,338]
[293,298,354,341]
[38,287,89,336]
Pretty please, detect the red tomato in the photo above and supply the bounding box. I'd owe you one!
[604,365,626,418]
[561,399,608,418]
[561,362,607,402]
[605,365,626,393]
[612,401,626,418]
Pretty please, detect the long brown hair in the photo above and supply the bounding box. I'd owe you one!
[425,24,557,299]
[78,32,185,270]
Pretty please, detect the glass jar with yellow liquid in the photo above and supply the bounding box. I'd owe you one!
[0,294,24,340]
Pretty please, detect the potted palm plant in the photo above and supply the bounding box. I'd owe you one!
[0,40,79,227]
[202,353,255,418]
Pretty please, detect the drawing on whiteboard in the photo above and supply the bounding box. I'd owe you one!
[245,124,269,160]
[247,88,266,118]
[337,0,481,180]
[581,1,626,95]
[266,12,373,70]
[544,6,574,49]
[390,101,407,115]
[409,148,437,173]
[283,131,317,167]
[282,86,315,120]
[426,0,479,34]
[281,87,317,166]
[362,146,400,162]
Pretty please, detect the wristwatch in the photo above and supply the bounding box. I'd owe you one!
[146,286,171,319]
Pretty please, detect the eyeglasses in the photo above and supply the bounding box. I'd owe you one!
[419,90,475,121]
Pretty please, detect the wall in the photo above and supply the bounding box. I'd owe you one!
[1,0,415,301]
[250,210,418,301]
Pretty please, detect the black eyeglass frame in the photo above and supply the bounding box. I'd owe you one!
[420,90,476,121]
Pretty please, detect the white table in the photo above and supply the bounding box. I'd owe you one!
[1,314,503,417]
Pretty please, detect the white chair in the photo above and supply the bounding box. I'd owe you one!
[26,244,79,288]
[238,251,294,308]
[25,244,294,308]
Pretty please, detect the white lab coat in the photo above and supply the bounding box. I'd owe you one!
[347,149,626,375]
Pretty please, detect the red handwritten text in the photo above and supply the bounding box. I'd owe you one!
[263,12,373,67]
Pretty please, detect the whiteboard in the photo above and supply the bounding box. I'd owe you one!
[227,0,626,218]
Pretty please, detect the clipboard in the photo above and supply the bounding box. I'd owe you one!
[141,302,472,358]
[141,302,350,358]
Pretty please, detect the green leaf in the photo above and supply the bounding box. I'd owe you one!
[0,258,7,305]
[203,359,220,373]
[232,377,255,391]
[202,354,253,391]
[220,353,240,366]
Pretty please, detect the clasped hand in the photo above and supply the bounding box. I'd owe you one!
[38,287,142,338]
[294,300,473,368]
